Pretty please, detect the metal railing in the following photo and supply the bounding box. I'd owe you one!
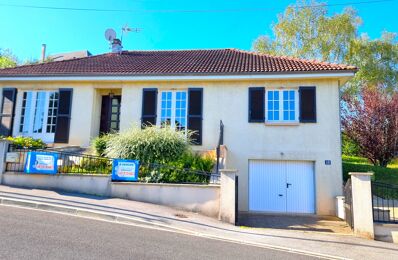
[6,145,113,175]
[216,120,224,174]
[139,162,220,184]
[5,145,220,184]
[372,181,398,224]
[344,179,354,228]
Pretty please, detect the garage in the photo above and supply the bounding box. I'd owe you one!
[249,160,315,214]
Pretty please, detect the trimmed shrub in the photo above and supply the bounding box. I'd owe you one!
[1,136,46,149]
[105,126,191,164]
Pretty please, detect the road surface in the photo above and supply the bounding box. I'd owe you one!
[0,206,317,259]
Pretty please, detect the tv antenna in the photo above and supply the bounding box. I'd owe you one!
[104,25,141,53]
[121,23,142,42]
[104,28,122,53]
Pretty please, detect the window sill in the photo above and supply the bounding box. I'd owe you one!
[265,121,299,126]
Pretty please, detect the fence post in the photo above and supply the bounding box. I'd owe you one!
[349,172,374,239]
[0,140,10,184]
[219,169,238,224]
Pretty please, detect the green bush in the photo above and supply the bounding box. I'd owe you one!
[341,133,360,156]
[140,152,215,183]
[105,126,191,164]
[92,135,110,156]
[104,126,216,183]
[1,136,46,149]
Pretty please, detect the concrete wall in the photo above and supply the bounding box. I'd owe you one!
[2,172,111,196]
[350,172,375,239]
[1,172,220,218]
[1,77,343,215]
[111,182,220,218]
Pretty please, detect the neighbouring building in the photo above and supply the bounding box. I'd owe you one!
[48,50,92,62]
[0,49,356,216]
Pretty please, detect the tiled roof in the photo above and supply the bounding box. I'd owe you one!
[0,49,357,77]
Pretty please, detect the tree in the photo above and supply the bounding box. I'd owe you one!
[253,1,360,63]
[253,0,398,93]
[346,32,398,92]
[342,87,398,167]
[0,49,17,69]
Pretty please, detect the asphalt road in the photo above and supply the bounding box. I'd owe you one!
[0,206,318,260]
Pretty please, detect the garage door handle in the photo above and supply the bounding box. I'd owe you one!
[278,194,283,197]
[286,183,292,188]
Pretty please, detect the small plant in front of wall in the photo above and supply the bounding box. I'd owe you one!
[0,136,46,149]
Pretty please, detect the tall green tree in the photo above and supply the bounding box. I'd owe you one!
[253,1,360,63]
[253,0,398,93]
[346,32,398,91]
[0,49,17,69]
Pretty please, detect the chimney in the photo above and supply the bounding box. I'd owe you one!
[41,44,46,62]
[111,39,123,54]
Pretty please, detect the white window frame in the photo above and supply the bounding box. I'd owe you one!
[265,89,299,124]
[157,90,188,134]
[18,90,59,143]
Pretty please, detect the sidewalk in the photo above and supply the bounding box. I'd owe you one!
[0,185,397,260]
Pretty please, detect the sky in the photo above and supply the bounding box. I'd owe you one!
[0,0,397,62]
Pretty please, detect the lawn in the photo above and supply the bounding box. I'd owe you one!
[342,155,398,185]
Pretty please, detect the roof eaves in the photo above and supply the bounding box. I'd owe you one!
[0,69,357,80]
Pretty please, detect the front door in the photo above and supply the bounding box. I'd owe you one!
[100,95,121,134]
[249,160,315,214]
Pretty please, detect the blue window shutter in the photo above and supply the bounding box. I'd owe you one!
[299,86,316,123]
[141,88,158,128]
[248,87,265,122]
[54,88,73,143]
[187,88,203,145]
[0,88,17,136]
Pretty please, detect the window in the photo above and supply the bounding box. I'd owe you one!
[47,92,59,133]
[158,90,187,132]
[19,91,59,141]
[266,89,298,123]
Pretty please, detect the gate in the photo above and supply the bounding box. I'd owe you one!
[343,179,354,228]
[235,175,239,225]
[372,181,398,224]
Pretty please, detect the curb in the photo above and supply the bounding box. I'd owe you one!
[0,196,348,260]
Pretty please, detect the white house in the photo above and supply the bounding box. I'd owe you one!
[0,49,356,215]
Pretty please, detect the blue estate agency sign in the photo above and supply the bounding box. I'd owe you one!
[112,159,140,181]
[24,151,58,174]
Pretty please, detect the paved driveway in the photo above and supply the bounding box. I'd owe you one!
[238,213,352,234]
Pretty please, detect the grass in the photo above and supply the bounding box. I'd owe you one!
[342,155,398,185]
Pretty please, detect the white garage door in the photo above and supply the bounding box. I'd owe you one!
[249,160,315,214]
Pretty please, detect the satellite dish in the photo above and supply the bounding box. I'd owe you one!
[105,28,117,42]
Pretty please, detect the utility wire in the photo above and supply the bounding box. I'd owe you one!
[0,0,395,13]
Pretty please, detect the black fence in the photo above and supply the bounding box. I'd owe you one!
[5,145,220,184]
[344,179,354,228]
[139,162,219,184]
[6,145,112,175]
[372,181,398,224]
[216,120,224,174]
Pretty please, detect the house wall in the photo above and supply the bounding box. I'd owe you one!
[0,78,343,215]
